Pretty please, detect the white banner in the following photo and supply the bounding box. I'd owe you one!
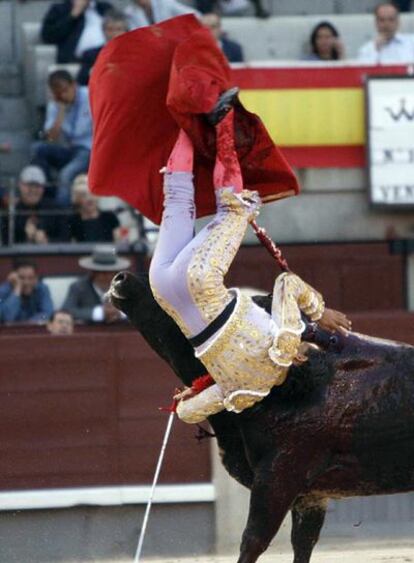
[366,76,414,206]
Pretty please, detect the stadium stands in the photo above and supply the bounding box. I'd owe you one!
[20,13,414,114]
[1,0,414,252]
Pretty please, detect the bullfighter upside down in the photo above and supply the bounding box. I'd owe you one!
[149,102,351,423]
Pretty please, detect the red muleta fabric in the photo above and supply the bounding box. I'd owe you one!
[89,14,299,225]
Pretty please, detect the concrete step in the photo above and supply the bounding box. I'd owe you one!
[334,0,380,14]
[0,129,31,176]
[0,96,29,131]
[269,0,335,16]
[255,0,410,15]
[0,64,22,96]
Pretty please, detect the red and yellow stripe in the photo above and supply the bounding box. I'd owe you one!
[231,65,409,168]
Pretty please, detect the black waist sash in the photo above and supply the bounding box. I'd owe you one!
[188,297,237,348]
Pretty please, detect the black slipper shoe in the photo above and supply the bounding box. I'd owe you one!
[206,86,240,126]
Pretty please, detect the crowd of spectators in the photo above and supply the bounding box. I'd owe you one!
[40,0,246,66]
[1,2,412,237]
[0,0,248,247]
[0,246,129,326]
[303,2,414,62]
[1,165,66,245]
[38,0,414,69]
[0,165,122,245]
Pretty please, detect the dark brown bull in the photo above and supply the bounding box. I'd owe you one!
[109,271,414,563]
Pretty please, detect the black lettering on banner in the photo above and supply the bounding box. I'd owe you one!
[378,185,414,203]
[384,98,414,122]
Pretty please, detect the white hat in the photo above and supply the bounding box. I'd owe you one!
[79,245,131,271]
[19,165,46,186]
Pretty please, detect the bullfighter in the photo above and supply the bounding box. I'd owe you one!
[148,103,351,423]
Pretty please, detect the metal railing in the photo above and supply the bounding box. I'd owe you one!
[0,178,155,253]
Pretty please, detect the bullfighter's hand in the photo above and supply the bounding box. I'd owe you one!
[318,308,351,335]
[173,386,196,402]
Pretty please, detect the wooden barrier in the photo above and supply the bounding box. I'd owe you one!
[0,327,211,491]
[230,241,406,311]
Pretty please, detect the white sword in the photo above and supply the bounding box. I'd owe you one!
[133,409,176,563]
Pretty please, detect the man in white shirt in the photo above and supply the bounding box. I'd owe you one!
[358,2,414,64]
[42,0,113,63]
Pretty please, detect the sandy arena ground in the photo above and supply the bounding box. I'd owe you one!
[147,545,414,563]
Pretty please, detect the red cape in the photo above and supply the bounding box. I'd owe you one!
[89,15,299,225]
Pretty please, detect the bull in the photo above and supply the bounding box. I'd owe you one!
[109,270,414,563]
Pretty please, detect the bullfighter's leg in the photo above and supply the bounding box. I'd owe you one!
[291,497,328,563]
[150,114,260,339]
[237,455,307,563]
[149,128,209,336]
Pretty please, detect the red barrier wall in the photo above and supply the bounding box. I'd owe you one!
[0,329,211,491]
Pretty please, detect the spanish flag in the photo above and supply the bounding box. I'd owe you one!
[232,65,409,168]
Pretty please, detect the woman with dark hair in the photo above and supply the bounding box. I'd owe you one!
[305,21,345,61]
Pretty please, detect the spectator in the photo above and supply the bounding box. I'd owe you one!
[358,2,414,64]
[0,259,54,324]
[32,70,92,208]
[47,309,75,335]
[62,245,130,323]
[68,174,120,242]
[1,165,69,245]
[196,0,269,18]
[124,0,199,30]
[41,0,114,63]
[304,21,345,61]
[77,11,128,86]
[202,12,244,62]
